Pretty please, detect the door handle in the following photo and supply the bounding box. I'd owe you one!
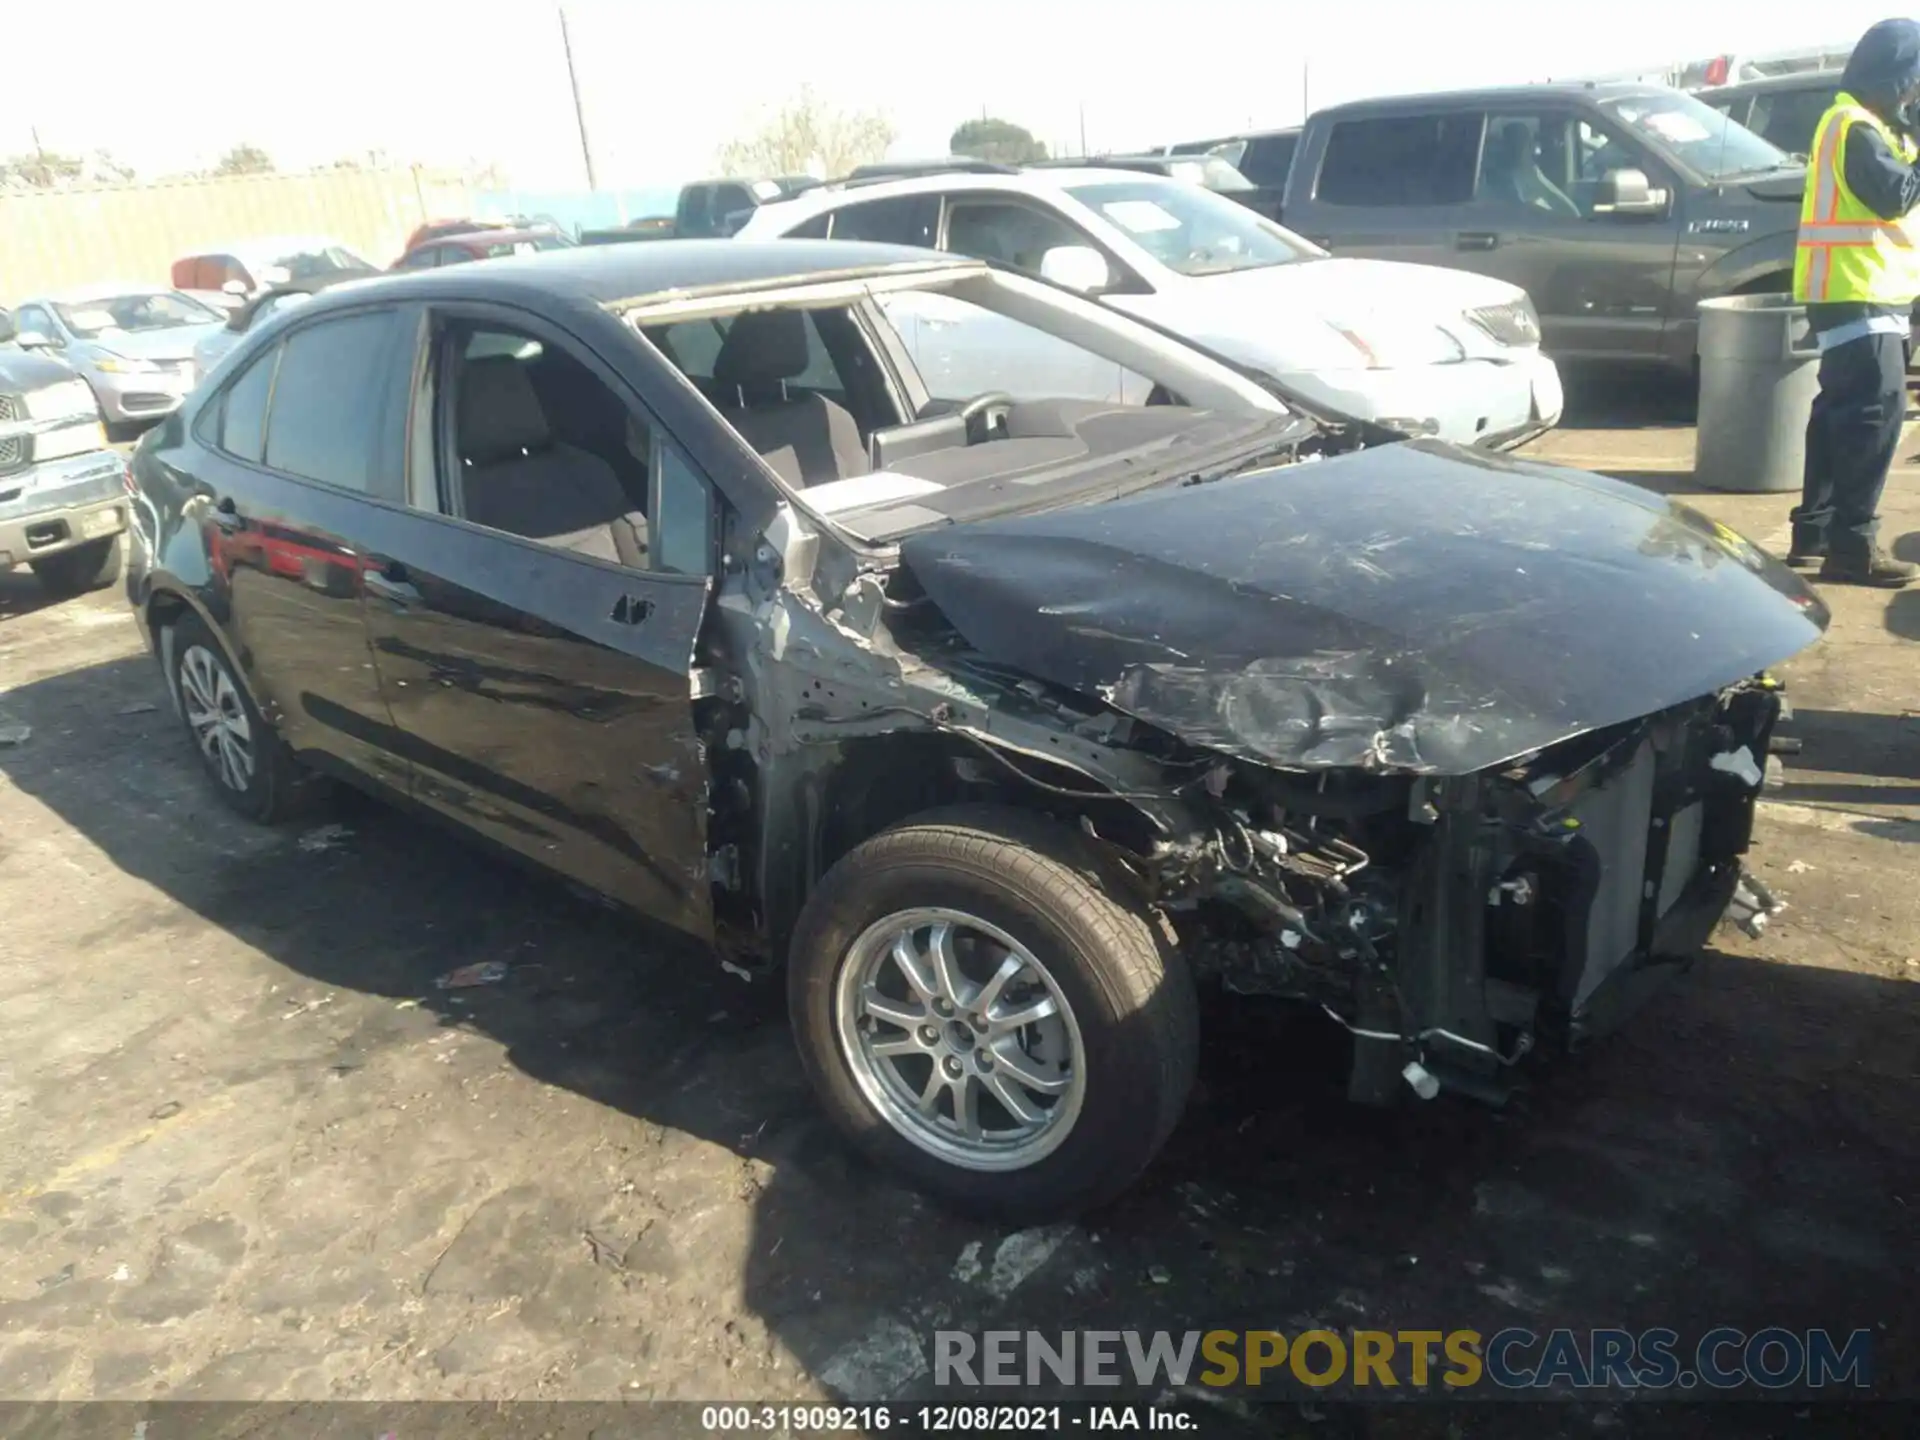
[1456,232,1500,251]
[364,563,420,606]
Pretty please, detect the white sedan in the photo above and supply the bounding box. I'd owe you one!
[737,167,1563,448]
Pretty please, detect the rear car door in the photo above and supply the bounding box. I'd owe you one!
[1294,109,1483,266]
[190,304,417,793]
[1448,108,1677,360]
[356,303,715,938]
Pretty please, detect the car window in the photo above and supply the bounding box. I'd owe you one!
[262,310,404,492]
[1601,90,1787,179]
[651,442,716,577]
[649,310,845,399]
[713,184,754,217]
[1749,88,1831,156]
[218,344,280,463]
[1063,179,1317,274]
[395,248,438,270]
[15,305,58,342]
[875,291,1153,406]
[1316,113,1483,206]
[942,196,1094,272]
[1474,114,1584,217]
[828,194,939,247]
[435,323,657,570]
[787,213,831,239]
[1238,133,1298,186]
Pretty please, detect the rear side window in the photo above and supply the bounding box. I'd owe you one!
[219,346,279,462]
[1750,88,1831,155]
[787,213,831,239]
[1239,133,1298,186]
[829,195,939,247]
[1316,114,1483,206]
[262,310,405,492]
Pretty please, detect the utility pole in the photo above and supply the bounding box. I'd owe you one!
[1078,102,1088,159]
[558,4,597,190]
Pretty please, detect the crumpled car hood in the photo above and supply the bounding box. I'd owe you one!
[898,440,1829,776]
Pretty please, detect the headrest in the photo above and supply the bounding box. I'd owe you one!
[460,357,549,462]
[711,309,812,389]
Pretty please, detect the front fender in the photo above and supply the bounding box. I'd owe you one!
[1696,230,1798,300]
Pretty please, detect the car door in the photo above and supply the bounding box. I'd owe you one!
[356,303,715,938]
[190,304,417,794]
[1446,108,1678,361]
[1295,110,1483,267]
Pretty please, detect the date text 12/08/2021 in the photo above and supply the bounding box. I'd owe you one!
[700,1405,1192,1431]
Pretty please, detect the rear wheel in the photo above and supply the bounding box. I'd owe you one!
[788,805,1198,1222]
[29,534,121,597]
[168,613,319,823]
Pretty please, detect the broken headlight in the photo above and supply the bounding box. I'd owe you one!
[1465,297,1543,349]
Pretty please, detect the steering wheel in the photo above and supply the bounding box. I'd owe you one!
[956,390,1015,445]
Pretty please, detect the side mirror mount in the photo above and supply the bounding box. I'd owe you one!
[14,330,51,350]
[1592,167,1670,218]
[1038,244,1113,294]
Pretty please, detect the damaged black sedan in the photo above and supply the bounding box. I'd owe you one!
[123,240,1828,1221]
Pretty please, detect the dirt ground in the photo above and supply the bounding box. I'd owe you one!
[1,378,1916,1436]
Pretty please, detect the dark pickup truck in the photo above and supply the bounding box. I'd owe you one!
[1277,83,1807,371]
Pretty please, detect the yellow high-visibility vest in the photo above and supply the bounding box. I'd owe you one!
[1794,90,1920,305]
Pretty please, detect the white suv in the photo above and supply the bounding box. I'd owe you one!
[737,165,1563,448]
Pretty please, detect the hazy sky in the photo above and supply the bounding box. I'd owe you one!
[0,1,1897,188]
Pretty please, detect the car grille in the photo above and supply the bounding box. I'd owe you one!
[0,395,24,475]
[1466,299,1542,348]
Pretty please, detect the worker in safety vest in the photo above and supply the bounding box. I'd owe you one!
[1790,17,1920,588]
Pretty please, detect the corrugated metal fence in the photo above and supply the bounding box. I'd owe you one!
[0,167,478,301]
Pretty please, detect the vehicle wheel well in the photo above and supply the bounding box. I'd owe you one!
[814,734,1166,880]
[147,588,189,632]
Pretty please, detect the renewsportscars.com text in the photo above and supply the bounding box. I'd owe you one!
[935,1327,1874,1392]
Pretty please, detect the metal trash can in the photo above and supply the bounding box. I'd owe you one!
[1693,294,1821,493]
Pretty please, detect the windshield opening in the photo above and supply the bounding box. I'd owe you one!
[1601,91,1790,179]
[1063,178,1321,276]
[55,292,222,338]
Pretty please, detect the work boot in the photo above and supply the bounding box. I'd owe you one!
[1784,528,1826,568]
[1817,546,1918,588]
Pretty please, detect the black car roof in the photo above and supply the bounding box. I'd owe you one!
[293,239,974,321]
[1318,81,1674,116]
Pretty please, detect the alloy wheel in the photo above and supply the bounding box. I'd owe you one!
[835,906,1087,1171]
[178,644,254,793]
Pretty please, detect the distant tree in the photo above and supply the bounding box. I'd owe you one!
[950,117,1048,164]
[0,149,84,188]
[330,156,363,171]
[214,143,275,177]
[717,86,895,179]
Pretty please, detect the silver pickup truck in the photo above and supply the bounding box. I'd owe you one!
[1,310,128,596]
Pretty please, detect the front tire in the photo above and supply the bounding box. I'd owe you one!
[788,805,1198,1222]
[29,534,121,596]
[167,613,317,823]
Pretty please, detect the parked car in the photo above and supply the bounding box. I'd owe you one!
[1164,127,1300,218]
[170,236,379,310]
[737,165,1564,449]
[1696,71,1840,157]
[1,314,128,595]
[9,287,226,431]
[402,217,515,252]
[392,225,577,270]
[1673,44,1852,91]
[189,272,384,385]
[1276,84,1804,372]
[125,239,1822,1219]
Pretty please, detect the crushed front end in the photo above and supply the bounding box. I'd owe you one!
[1167,679,1786,1105]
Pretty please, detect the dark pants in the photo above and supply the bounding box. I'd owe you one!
[1793,330,1907,560]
